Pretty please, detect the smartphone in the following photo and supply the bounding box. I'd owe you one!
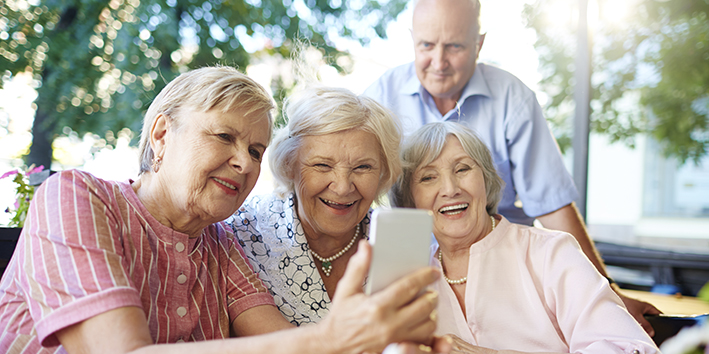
[365,208,434,295]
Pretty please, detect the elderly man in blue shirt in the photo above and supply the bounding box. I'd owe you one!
[363,0,660,335]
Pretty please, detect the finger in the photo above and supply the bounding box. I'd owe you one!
[397,317,437,345]
[393,342,434,354]
[431,335,454,354]
[333,240,372,301]
[374,267,440,308]
[643,302,662,315]
[395,290,438,330]
[637,315,655,338]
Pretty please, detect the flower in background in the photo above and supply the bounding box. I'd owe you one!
[1,165,44,228]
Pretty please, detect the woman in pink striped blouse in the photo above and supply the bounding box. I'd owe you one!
[0,67,447,354]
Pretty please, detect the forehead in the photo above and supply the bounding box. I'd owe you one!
[412,0,479,42]
[417,136,471,169]
[298,130,381,160]
[194,107,271,142]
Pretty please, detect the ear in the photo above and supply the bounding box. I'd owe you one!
[476,33,486,56]
[149,113,171,159]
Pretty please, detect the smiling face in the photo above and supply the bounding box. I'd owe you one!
[412,0,482,108]
[411,136,489,243]
[157,107,270,227]
[293,129,383,240]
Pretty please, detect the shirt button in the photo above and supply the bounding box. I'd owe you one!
[175,242,185,252]
[177,307,187,317]
[177,274,188,284]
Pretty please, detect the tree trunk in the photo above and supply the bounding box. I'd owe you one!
[26,105,54,169]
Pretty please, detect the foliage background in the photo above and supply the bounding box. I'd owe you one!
[0,0,408,168]
[523,0,709,164]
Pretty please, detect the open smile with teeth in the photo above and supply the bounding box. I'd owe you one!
[438,203,469,215]
[213,177,237,190]
[321,198,356,210]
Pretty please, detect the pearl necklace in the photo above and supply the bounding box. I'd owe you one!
[309,223,361,277]
[439,215,496,285]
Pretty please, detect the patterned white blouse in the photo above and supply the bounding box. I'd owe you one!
[226,193,372,326]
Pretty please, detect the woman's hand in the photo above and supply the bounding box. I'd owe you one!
[613,284,661,337]
[317,240,441,354]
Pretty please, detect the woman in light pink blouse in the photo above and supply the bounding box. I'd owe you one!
[391,122,659,354]
[0,67,447,354]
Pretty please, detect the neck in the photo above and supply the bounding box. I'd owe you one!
[437,214,496,260]
[432,94,462,115]
[133,174,208,238]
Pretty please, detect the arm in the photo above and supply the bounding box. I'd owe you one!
[536,203,661,336]
[55,241,446,354]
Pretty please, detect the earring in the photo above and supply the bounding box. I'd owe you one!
[151,156,162,173]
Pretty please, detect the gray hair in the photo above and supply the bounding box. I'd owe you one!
[269,85,402,203]
[138,66,275,174]
[390,121,504,215]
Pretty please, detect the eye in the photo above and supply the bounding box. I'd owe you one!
[354,164,372,171]
[419,175,435,183]
[249,147,263,161]
[313,163,332,171]
[217,133,233,142]
[456,165,471,173]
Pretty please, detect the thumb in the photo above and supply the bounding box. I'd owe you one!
[333,240,372,301]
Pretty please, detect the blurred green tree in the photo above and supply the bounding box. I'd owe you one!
[523,0,709,164]
[0,0,408,168]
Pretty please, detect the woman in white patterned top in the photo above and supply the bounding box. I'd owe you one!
[228,85,403,325]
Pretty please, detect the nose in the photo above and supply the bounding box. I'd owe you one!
[440,172,460,198]
[328,169,355,195]
[431,46,447,71]
[230,147,255,175]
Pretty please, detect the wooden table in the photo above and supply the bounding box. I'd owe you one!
[622,289,709,316]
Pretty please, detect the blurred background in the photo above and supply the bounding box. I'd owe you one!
[1,0,708,294]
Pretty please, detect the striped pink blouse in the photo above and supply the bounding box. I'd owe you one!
[0,170,275,353]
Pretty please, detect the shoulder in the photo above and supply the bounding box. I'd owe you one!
[477,63,536,99]
[363,62,416,97]
[38,169,121,204]
[502,221,580,256]
[229,194,290,228]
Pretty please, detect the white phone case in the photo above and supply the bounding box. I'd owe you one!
[365,208,434,295]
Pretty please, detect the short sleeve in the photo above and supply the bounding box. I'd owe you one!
[19,170,142,346]
[504,94,579,218]
[217,223,275,321]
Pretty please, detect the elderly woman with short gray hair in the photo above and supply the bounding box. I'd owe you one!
[391,121,658,354]
[229,85,407,326]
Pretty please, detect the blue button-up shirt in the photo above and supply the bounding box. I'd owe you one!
[364,62,578,225]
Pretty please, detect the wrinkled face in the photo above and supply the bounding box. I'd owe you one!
[411,136,489,242]
[159,107,270,225]
[412,0,482,103]
[293,129,383,239]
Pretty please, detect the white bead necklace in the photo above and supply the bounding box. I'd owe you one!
[309,223,361,277]
[439,215,496,285]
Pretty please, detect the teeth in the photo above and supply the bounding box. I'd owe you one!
[322,199,355,207]
[214,178,236,190]
[439,203,468,213]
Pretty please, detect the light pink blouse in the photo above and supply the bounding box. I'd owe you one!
[433,217,659,354]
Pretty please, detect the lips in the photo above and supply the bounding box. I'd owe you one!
[320,198,356,211]
[212,177,240,195]
[438,203,468,215]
